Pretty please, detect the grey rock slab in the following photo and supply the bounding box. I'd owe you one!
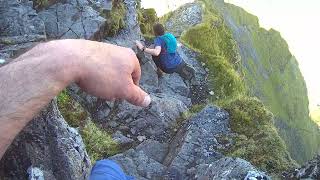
[194,157,270,180]
[110,149,167,179]
[0,0,46,59]
[0,100,91,180]
[163,106,230,179]
[165,2,203,37]
[38,0,106,40]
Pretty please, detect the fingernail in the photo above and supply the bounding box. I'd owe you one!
[142,95,151,107]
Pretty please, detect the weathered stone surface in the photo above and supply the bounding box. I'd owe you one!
[165,2,203,37]
[0,0,46,59]
[27,166,45,180]
[107,106,269,179]
[0,101,91,180]
[38,0,106,40]
[163,106,230,178]
[89,0,113,12]
[114,95,188,141]
[110,149,167,180]
[112,131,135,146]
[284,155,320,179]
[195,157,270,179]
[105,0,141,47]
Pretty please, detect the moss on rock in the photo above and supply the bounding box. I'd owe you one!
[181,14,244,102]
[138,8,158,35]
[81,121,119,163]
[57,90,87,128]
[222,97,297,174]
[57,90,119,163]
[103,0,126,37]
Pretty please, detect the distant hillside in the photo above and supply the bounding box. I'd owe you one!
[213,1,320,163]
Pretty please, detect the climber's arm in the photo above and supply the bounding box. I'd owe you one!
[144,46,161,56]
[135,40,161,56]
[0,39,151,159]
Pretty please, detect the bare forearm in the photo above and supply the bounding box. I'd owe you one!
[0,41,79,158]
[144,48,160,56]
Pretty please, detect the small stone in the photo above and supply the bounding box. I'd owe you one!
[174,128,178,132]
[201,62,205,66]
[0,59,5,64]
[209,91,214,96]
[205,68,209,72]
[137,136,146,142]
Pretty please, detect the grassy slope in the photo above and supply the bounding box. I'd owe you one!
[223,3,320,163]
[179,0,297,174]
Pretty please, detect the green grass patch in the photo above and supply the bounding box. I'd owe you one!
[57,90,87,128]
[180,18,245,102]
[81,121,119,163]
[103,0,126,37]
[222,97,297,174]
[138,8,158,35]
[57,90,119,163]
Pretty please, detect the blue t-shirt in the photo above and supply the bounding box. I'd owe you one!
[154,36,182,70]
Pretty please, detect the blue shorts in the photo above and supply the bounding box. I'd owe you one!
[90,160,134,180]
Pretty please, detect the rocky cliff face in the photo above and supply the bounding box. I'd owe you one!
[284,155,320,179]
[0,0,296,179]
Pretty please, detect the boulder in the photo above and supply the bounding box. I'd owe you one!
[165,2,203,37]
[284,155,320,179]
[0,0,46,60]
[38,0,106,40]
[163,106,230,178]
[0,101,91,180]
[195,157,270,179]
[106,106,269,179]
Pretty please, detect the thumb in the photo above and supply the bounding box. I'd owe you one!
[125,84,151,107]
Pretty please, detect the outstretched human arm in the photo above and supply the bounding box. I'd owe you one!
[0,39,151,159]
[135,40,161,56]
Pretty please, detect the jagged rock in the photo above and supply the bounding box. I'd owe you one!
[0,0,46,59]
[110,149,167,179]
[27,166,45,180]
[135,140,169,163]
[112,131,135,146]
[159,73,191,105]
[108,106,269,179]
[38,0,106,40]
[89,0,113,12]
[163,106,230,178]
[165,2,203,37]
[177,43,209,104]
[0,101,91,179]
[195,157,270,179]
[114,95,188,141]
[283,155,320,179]
[105,0,141,47]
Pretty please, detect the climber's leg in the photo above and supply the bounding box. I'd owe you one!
[175,60,195,81]
[152,55,165,77]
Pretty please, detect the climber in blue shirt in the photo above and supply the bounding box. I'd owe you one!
[135,23,195,80]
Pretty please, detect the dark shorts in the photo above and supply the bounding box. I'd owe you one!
[152,56,195,81]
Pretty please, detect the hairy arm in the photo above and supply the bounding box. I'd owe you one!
[0,39,151,159]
